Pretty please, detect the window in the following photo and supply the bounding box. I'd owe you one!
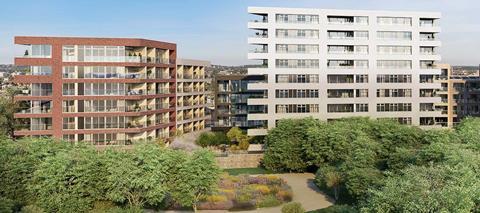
[63,83,75,95]
[31,83,53,96]
[31,45,52,58]
[377,103,412,112]
[328,104,354,113]
[276,14,319,24]
[356,75,368,83]
[276,89,318,98]
[328,75,354,83]
[356,104,368,112]
[377,60,412,69]
[377,31,412,40]
[356,89,369,97]
[30,66,52,76]
[63,66,76,78]
[276,59,319,68]
[377,17,412,26]
[377,89,412,97]
[328,89,354,98]
[377,75,412,83]
[62,100,75,112]
[63,117,75,130]
[276,74,319,83]
[377,46,412,55]
[276,104,319,113]
[276,29,319,38]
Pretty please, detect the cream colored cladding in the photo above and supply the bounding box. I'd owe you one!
[247,7,442,135]
[175,59,211,134]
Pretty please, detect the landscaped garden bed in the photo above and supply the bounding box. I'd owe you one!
[197,174,293,211]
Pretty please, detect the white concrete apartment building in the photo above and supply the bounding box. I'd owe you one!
[247,7,443,135]
[176,59,210,134]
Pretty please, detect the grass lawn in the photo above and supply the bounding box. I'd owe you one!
[223,167,275,175]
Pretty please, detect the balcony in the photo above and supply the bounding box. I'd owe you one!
[420,19,439,27]
[155,103,170,110]
[327,60,368,69]
[420,33,438,41]
[18,106,52,114]
[420,61,437,69]
[126,89,145,96]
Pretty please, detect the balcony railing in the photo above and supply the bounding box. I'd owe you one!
[18,107,52,114]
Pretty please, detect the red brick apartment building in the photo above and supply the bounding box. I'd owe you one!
[13,36,177,145]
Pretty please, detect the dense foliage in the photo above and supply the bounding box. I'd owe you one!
[0,137,220,212]
[196,131,229,147]
[263,117,480,211]
[196,127,251,150]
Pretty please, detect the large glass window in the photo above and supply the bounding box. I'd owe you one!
[377,31,412,40]
[30,66,52,75]
[30,45,51,58]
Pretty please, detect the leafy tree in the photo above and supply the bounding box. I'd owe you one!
[170,149,220,212]
[29,146,105,212]
[361,165,480,213]
[226,127,243,143]
[455,117,480,150]
[0,137,70,209]
[324,170,342,201]
[264,118,321,172]
[0,87,22,138]
[103,144,177,208]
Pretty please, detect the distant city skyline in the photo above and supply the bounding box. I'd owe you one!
[0,0,479,65]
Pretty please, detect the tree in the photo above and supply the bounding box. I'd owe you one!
[324,171,342,201]
[361,165,480,213]
[170,149,220,212]
[102,144,179,208]
[0,137,70,210]
[226,127,243,143]
[455,117,480,150]
[0,87,22,138]
[29,146,105,212]
[264,118,322,172]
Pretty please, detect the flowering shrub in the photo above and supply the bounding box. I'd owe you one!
[198,173,293,211]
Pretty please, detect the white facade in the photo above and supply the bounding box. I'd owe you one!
[247,7,443,135]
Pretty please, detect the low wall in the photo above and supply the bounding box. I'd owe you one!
[216,153,264,169]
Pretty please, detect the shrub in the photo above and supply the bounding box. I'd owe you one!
[313,204,357,213]
[276,190,293,202]
[257,195,282,208]
[282,202,305,213]
[0,197,14,213]
[20,205,44,213]
[253,184,271,194]
[239,139,250,150]
[197,200,234,210]
[204,195,228,203]
[196,132,229,147]
[90,201,117,213]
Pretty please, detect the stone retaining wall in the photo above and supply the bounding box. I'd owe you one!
[216,153,264,169]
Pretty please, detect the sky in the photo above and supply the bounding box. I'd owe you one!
[0,0,479,66]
